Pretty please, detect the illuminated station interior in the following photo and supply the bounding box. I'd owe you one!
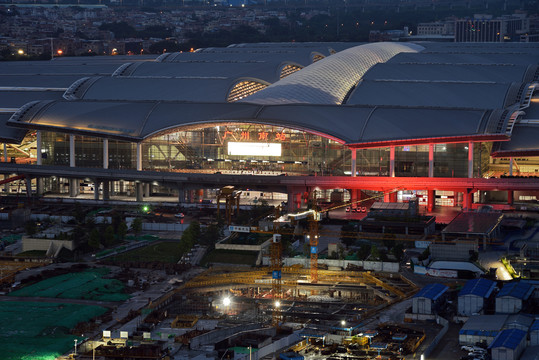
[1,41,539,211]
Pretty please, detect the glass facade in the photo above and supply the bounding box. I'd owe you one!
[142,124,347,175]
[41,132,135,169]
[433,143,469,178]
[356,148,390,176]
[395,145,429,177]
[33,127,539,182]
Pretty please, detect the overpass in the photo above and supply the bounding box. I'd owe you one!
[0,163,537,210]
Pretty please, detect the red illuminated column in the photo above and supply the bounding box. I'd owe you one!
[463,190,473,211]
[351,189,358,204]
[427,190,435,212]
[428,144,434,178]
[389,191,397,202]
[384,192,390,202]
[468,141,474,178]
[508,191,514,205]
[351,149,357,177]
[295,193,302,209]
[390,146,395,178]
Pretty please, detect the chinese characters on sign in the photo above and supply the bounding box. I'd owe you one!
[222,131,287,142]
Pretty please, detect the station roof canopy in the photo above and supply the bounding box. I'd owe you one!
[489,328,527,350]
[459,278,497,298]
[496,281,534,300]
[1,42,538,153]
[414,283,448,301]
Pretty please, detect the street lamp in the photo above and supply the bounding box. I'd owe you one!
[74,339,78,355]
[223,296,231,315]
[274,300,280,308]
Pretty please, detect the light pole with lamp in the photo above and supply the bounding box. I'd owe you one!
[223,296,231,316]
[74,339,78,355]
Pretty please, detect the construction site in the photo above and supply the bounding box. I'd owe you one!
[0,187,457,360]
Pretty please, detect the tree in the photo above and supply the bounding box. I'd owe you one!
[370,245,380,260]
[340,223,357,248]
[72,202,85,223]
[201,223,221,246]
[356,244,371,260]
[104,225,115,247]
[131,218,142,235]
[88,228,101,249]
[391,243,405,262]
[25,221,37,236]
[118,222,128,241]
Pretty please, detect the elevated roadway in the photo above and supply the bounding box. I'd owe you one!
[1,163,538,194]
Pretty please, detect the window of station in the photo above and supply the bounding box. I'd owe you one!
[356,148,390,176]
[395,145,429,177]
[4,132,37,165]
[142,125,347,176]
[279,64,302,79]
[227,81,268,102]
[312,54,325,62]
[433,143,468,178]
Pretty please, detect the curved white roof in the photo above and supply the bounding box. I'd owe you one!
[241,42,424,105]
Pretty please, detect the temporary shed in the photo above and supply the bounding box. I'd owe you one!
[458,278,497,316]
[489,328,527,360]
[412,283,448,315]
[530,320,539,346]
[495,281,534,314]
[459,315,508,346]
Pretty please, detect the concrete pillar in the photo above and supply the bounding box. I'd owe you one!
[36,178,43,196]
[103,180,110,201]
[103,138,109,169]
[3,143,7,162]
[94,181,100,200]
[136,143,142,171]
[428,143,434,178]
[178,187,185,203]
[509,157,513,176]
[389,146,395,177]
[468,141,474,178]
[427,190,435,212]
[135,182,143,202]
[351,148,357,177]
[25,177,32,197]
[144,183,150,197]
[119,180,125,194]
[36,130,42,166]
[508,190,514,205]
[69,135,75,168]
[69,178,78,197]
[68,135,78,197]
[35,131,43,196]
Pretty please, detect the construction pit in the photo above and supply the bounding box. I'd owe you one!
[134,265,419,357]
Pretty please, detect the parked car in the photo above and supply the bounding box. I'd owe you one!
[175,213,185,218]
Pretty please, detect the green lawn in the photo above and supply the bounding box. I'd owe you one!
[108,241,183,263]
[200,249,258,266]
[0,301,107,360]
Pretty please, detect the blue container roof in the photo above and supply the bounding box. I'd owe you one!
[496,281,534,300]
[489,329,526,350]
[414,283,448,300]
[459,278,496,298]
